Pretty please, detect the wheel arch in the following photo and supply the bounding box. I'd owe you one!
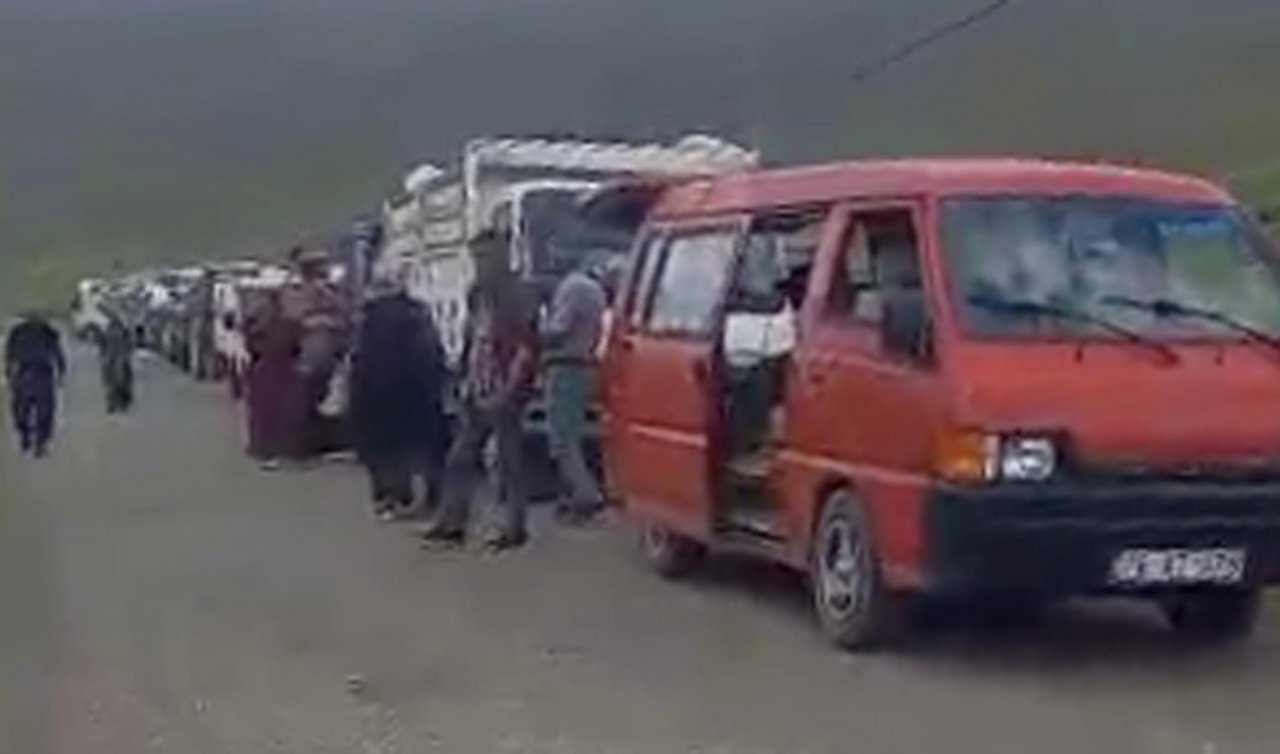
[803,474,858,558]
[804,474,893,579]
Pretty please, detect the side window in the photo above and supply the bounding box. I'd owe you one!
[826,208,932,362]
[645,229,737,336]
[730,209,826,313]
[626,232,668,328]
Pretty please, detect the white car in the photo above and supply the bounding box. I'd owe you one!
[71,278,108,341]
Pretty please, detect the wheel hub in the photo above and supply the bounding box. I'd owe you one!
[820,519,863,618]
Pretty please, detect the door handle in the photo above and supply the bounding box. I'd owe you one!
[803,357,833,385]
[692,358,710,385]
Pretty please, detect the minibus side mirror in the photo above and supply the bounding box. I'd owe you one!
[880,289,933,365]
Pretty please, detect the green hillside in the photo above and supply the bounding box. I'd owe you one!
[1234,163,1280,221]
[2,0,1278,308]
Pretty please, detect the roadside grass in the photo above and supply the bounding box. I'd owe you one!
[5,154,1279,317]
[1233,161,1280,228]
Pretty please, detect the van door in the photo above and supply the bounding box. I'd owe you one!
[716,209,827,539]
[606,223,741,537]
[603,230,669,501]
[789,202,944,583]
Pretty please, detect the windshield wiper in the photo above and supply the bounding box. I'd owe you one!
[967,291,1180,365]
[1101,295,1280,362]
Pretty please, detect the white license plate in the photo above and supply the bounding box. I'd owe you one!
[1109,548,1247,586]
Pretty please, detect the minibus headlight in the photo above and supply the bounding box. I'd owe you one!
[934,429,1057,483]
[998,436,1057,482]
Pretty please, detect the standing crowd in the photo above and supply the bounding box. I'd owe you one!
[5,226,609,554]
[237,227,609,552]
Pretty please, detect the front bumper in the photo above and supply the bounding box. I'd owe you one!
[925,480,1280,595]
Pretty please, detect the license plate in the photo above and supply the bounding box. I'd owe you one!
[1109,548,1246,586]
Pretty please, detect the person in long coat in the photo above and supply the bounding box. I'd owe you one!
[280,246,352,456]
[244,291,306,468]
[349,280,448,520]
[4,311,65,457]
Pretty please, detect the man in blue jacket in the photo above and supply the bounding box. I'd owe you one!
[5,311,66,457]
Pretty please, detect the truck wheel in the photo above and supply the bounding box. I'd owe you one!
[810,489,898,651]
[1163,588,1260,642]
[640,521,705,580]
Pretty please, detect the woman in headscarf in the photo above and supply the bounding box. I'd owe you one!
[349,276,448,519]
[244,289,306,468]
[280,246,352,457]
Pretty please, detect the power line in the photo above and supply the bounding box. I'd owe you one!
[850,0,1019,83]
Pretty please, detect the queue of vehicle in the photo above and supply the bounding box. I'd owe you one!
[70,146,1280,651]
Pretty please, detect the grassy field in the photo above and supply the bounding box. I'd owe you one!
[1,0,1278,310]
[1234,163,1280,224]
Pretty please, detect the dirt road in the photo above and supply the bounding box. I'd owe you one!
[5,348,1280,753]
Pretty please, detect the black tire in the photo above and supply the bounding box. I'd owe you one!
[1163,588,1260,642]
[639,520,705,580]
[810,488,898,651]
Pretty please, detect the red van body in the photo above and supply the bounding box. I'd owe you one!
[601,158,1280,649]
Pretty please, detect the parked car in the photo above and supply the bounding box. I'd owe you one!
[70,278,108,342]
[601,157,1280,649]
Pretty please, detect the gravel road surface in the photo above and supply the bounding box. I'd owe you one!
[4,348,1280,753]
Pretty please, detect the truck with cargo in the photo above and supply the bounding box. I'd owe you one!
[374,134,756,495]
[376,134,759,367]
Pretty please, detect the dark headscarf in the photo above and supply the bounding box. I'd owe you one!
[350,291,447,458]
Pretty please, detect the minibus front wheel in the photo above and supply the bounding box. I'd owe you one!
[811,488,899,650]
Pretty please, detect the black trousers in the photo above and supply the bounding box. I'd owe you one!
[9,374,55,453]
[725,357,785,457]
[103,362,134,413]
[364,446,438,513]
[435,402,527,537]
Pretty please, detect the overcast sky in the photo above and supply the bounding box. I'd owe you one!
[2,0,1278,303]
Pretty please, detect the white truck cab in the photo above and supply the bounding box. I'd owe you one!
[376,134,759,367]
[71,278,109,340]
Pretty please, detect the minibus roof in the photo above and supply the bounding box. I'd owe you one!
[650,158,1231,219]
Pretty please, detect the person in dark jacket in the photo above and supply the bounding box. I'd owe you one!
[98,313,135,413]
[350,278,448,520]
[422,229,539,551]
[4,312,65,456]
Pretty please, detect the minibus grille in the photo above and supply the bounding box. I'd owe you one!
[1068,459,1280,484]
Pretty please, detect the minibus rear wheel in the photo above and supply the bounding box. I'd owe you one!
[811,488,898,650]
[1162,588,1260,642]
[639,521,705,579]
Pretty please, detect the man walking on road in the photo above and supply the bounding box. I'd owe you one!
[350,276,448,521]
[98,312,135,414]
[422,229,539,551]
[4,312,65,457]
[541,262,608,524]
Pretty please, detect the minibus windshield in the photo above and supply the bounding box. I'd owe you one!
[943,196,1280,339]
